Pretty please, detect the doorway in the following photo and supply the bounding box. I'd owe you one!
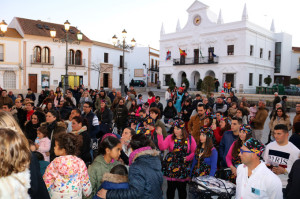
[155,73,158,84]
[28,74,37,93]
[225,74,235,88]
[103,73,109,87]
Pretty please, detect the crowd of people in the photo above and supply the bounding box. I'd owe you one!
[0,84,299,199]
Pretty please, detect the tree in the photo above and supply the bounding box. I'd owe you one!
[196,79,203,91]
[182,78,190,90]
[201,76,215,94]
[168,78,176,90]
[290,78,300,85]
[264,76,272,86]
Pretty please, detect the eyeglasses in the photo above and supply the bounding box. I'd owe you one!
[240,148,254,154]
[83,106,90,108]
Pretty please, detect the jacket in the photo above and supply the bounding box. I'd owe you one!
[219,131,238,167]
[26,93,36,102]
[188,114,205,143]
[0,169,31,199]
[43,155,91,199]
[87,155,120,199]
[181,104,193,122]
[252,107,269,130]
[36,137,51,162]
[114,105,128,128]
[150,102,164,115]
[163,106,177,119]
[72,128,92,164]
[92,173,129,199]
[269,115,292,134]
[96,107,113,126]
[286,159,300,198]
[82,111,100,138]
[106,148,163,199]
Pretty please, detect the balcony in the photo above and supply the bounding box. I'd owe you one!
[0,53,4,61]
[118,62,128,69]
[173,56,219,66]
[31,55,54,65]
[69,59,86,67]
[149,67,159,72]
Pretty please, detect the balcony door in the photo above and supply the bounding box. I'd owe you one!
[194,49,199,64]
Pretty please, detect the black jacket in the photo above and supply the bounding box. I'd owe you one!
[79,130,92,164]
[16,107,27,130]
[26,93,36,102]
[25,121,40,142]
[181,104,193,122]
[37,94,46,107]
[286,159,300,199]
[163,106,177,119]
[96,107,113,126]
[114,105,128,128]
[150,102,164,115]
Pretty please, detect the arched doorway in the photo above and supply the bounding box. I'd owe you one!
[190,71,200,89]
[205,70,215,78]
[177,71,186,86]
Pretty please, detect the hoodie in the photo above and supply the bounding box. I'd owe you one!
[43,155,92,199]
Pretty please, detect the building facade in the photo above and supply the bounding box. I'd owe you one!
[159,1,294,93]
[292,47,300,80]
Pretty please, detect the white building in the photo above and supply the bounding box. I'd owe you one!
[159,1,294,93]
[5,17,92,93]
[291,47,300,80]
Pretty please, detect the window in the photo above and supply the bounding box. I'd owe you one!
[3,71,16,89]
[250,45,253,56]
[151,73,154,83]
[227,45,234,55]
[151,59,154,68]
[274,42,282,73]
[260,48,263,58]
[155,60,158,68]
[41,47,50,63]
[0,44,3,61]
[120,55,123,67]
[180,50,186,64]
[75,50,82,65]
[208,47,214,63]
[68,50,75,65]
[104,53,109,63]
[249,73,253,86]
[119,74,123,86]
[268,51,271,60]
[164,74,171,86]
[259,74,262,86]
[33,46,41,63]
[194,49,199,64]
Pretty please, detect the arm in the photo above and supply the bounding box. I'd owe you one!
[88,164,99,197]
[226,141,235,168]
[188,118,193,132]
[80,160,92,197]
[157,134,171,151]
[220,104,227,113]
[209,149,218,176]
[43,160,56,191]
[189,155,197,177]
[186,136,197,161]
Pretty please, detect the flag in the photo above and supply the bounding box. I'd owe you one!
[209,48,217,57]
[200,48,204,59]
[166,50,171,60]
[179,48,187,57]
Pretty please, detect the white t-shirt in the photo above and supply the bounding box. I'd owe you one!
[263,141,300,187]
[236,162,282,199]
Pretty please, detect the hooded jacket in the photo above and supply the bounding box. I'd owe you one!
[43,155,92,199]
[106,147,163,199]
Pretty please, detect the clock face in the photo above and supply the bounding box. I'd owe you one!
[193,15,201,26]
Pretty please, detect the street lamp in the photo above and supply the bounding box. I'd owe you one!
[112,30,135,96]
[50,20,82,93]
[0,20,8,37]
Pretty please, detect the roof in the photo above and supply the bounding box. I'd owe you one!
[92,40,129,52]
[292,47,300,52]
[16,17,92,43]
[2,28,23,38]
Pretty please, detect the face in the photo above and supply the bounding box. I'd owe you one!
[155,98,159,103]
[106,143,122,160]
[184,101,189,106]
[277,109,283,117]
[69,110,80,120]
[25,103,33,111]
[72,119,82,131]
[218,98,223,104]
[239,145,253,165]
[46,112,56,123]
[296,104,300,112]
[100,102,106,109]
[2,105,10,112]
[31,114,38,124]
[139,112,146,118]
[121,128,132,141]
[231,120,241,132]
[174,127,183,138]
[236,110,242,117]
[197,107,205,116]
[204,118,210,126]
[216,113,221,120]
[37,131,45,138]
[168,102,172,107]
[83,103,91,113]
[226,98,232,104]
[240,102,244,108]
[47,103,52,109]
[54,141,66,156]
[132,100,136,106]
[150,112,158,119]
[220,120,226,129]
[258,101,265,108]
[232,104,237,109]
[274,129,289,145]
[199,133,207,144]
[119,100,124,106]
[203,98,208,104]
[15,100,22,108]
[239,130,247,142]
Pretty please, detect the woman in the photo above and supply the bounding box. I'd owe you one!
[211,117,230,145]
[165,88,172,102]
[239,101,250,115]
[95,100,113,137]
[226,125,252,183]
[24,111,46,142]
[163,99,177,124]
[59,97,75,120]
[71,116,92,164]
[147,91,155,106]
[44,101,55,114]
[120,127,136,165]
[98,133,164,199]
[269,107,292,140]
[174,87,184,113]
[79,91,93,111]
[128,99,141,116]
[157,120,196,199]
[37,90,46,107]
[150,107,167,138]
[48,90,56,101]
[181,99,193,132]
[55,87,61,95]
[114,99,128,134]
[17,93,25,103]
[53,92,64,108]
[236,108,248,125]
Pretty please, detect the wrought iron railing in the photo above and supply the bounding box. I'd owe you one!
[31,55,54,65]
[173,56,219,65]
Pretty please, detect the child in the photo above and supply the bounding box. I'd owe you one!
[93,164,129,199]
[228,102,238,118]
[35,126,51,162]
[0,127,31,198]
[43,133,92,198]
[28,139,37,151]
[137,94,144,106]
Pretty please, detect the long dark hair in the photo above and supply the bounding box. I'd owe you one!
[98,136,121,155]
[130,133,155,150]
[220,118,231,136]
[232,133,252,158]
[197,134,214,159]
[171,127,188,144]
[72,116,88,128]
[272,107,287,121]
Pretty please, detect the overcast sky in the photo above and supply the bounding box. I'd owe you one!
[2,0,300,49]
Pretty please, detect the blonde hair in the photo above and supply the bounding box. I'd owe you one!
[0,111,23,134]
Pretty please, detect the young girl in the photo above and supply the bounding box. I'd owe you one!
[88,136,122,197]
[226,124,252,183]
[35,126,51,162]
[0,127,31,198]
[157,119,197,199]
[43,133,92,198]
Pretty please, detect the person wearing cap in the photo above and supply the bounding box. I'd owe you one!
[226,125,252,183]
[157,119,196,199]
[26,88,36,102]
[273,92,281,110]
[174,87,184,114]
[263,124,300,197]
[236,138,282,199]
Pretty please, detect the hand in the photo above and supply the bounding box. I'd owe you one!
[184,110,187,114]
[230,166,237,176]
[211,124,216,130]
[97,189,107,198]
[183,157,187,162]
[156,126,163,135]
[272,166,286,175]
[35,144,39,150]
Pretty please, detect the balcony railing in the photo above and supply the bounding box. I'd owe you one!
[31,55,54,65]
[149,67,159,72]
[119,62,128,68]
[173,56,219,65]
[69,59,86,67]
[0,53,4,61]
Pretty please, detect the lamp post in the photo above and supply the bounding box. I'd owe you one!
[112,30,136,96]
[0,20,8,37]
[49,20,82,93]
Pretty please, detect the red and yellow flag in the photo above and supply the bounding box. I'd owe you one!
[179,48,187,57]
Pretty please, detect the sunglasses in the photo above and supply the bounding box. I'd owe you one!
[240,148,254,154]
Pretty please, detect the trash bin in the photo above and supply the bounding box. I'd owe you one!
[256,87,261,94]
[266,87,272,94]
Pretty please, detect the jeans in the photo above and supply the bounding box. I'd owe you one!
[167,181,187,199]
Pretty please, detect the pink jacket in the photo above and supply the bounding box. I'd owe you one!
[135,106,141,117]
[226,141,236,168]
[37,137,51,162]
[157,134,197,162]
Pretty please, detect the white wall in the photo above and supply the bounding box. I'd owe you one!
[291,51,300,79]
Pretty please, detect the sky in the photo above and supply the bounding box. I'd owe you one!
[2,0,300,49]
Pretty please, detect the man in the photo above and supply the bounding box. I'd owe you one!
[208,93,215,108]
[8,91,16,103]
[188,104,206,143]
[292,103,300,133]
[213,97,227,114]
[215,79,220,92]
[1,103,18,122]
[26,88,36,102]
[13,98,27,130]
[25,101,35,121]
[202,97,210,110]
[281,96,288,112]
[286,159,300,198]
[129,86,137,97]
[44,86,50,97]
[236,138,282,199]
[150,96,163,114]
[66,108,81,133]
[192,94,202,110]
[250,100,268,142]
[273,92,281,110]
[229,91,238,103]
[263,124,300,197]
[81,101,100,138]
[0,90,13,107]
[219,117,242,167]
[108,88,117,103]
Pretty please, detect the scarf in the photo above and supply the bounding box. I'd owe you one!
[72,126,87,135]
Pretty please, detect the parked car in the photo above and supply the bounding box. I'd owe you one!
[130,80,146,87]
[284,86,300,96]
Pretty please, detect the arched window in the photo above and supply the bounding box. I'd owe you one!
[68,49,75,65]
[75,50,82,65]
[33,46,41,63]
[41,47,50,63]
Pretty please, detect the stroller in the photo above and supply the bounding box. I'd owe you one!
[189,176,236,199]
